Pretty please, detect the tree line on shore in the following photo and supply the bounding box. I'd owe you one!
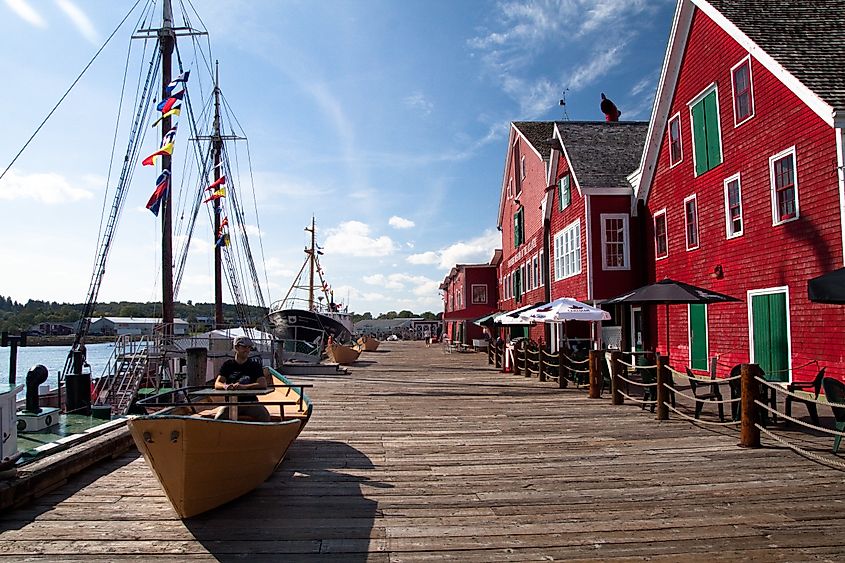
[0,295,440,333]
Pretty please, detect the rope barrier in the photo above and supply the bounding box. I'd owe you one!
[615,373,657,388]
[662,382,741,405]
[756,424,845,471]
[755,378,845,408]
[617,359,636,368]
[569,367,590,374]
[544,360,560,368]
[665,364,741,383]
[754,399,845,438]
[563,354,590,365]
[617,389,656,405]
[665,404,740,427]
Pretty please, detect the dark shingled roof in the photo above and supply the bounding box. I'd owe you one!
[555,121,649,189]
[706,0,845,112]
[512,122,556,162]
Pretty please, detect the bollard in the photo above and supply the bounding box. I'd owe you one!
[656,355,669,420]
[588,350,601,399]
[740,363,761,448]
[538,348,546,382]
[557,349,567,388]
[610,350,624,405]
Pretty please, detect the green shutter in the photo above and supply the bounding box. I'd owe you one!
[689,304,708,371]
[691,100,709,175]
[513,210,520,247]
[514,269,522,303]
[703,91,722,169]
[558,175,570,211]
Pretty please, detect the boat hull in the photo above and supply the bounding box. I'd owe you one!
[268,308,353,346]
[327,343,361,365]
[128,415,301,518]
[358,336,380,351]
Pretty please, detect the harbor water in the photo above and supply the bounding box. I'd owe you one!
[0,342,114,395]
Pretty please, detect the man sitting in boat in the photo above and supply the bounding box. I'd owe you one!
[213,336,271,422]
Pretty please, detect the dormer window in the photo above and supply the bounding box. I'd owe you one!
[558,174,571,210]
[731,56,754,125]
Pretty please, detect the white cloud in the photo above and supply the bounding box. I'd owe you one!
[403,92,434,115]
[406,230,500,269]
[5,0,46,27]
[323,221,395,257]
[55,0,97,44]
[0,169,93,204]
[241,224,263,237]
[388,216,415,229]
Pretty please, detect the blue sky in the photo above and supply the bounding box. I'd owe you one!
[0,0,675,315]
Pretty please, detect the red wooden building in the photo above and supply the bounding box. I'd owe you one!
[440,257,500,345]
[634,0,845,383]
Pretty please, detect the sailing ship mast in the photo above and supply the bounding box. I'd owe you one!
[159,0,176,335]
[212,63,224,327]
[307,216,316,310]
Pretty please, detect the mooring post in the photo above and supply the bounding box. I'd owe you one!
[538,347,546,382]
[610,350,624,405]
[557,349,566,388]
[656,355,669,420]
[495,342,502,369]
[740,363,761,448]
[513,343,521,376]
[588,350,600,398]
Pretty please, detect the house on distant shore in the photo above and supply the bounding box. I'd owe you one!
[88,317,189,336]
[354,318,439,340]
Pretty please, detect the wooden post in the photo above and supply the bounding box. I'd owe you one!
[495,342,501,369]
[538,348,546,382]
[514,343,521,376]
[186,347,208,387]
[656,355,669,420]
[487,344,493,365]
[740,363,761,448]
[557,349,567,388]
[610,350,624,405]
[588,350,601,399]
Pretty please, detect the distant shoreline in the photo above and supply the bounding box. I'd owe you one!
[22,335,115,347]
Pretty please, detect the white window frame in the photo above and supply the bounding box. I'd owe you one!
[731,55,755,127]
[524,262,531,292]
[538,250,544,286]
[600,213,630,270]
[684,194,699,251]
[769,146,799,226]
[520,155,526,180]
[554,219,581,281]
[723,172,744,239]
[688,83,723,178]
[532,254,539,290]
[471,284,487,304]
[668,111,683,168]
[653,208,668,260]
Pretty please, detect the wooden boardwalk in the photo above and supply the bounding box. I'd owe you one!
[2,341,844,561]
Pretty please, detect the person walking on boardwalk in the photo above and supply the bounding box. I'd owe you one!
[214,336,270,421]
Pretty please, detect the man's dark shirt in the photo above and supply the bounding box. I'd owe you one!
[218,358,263,402]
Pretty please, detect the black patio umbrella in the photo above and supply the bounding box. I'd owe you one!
[604,278,741,354]
[808,267,845,304]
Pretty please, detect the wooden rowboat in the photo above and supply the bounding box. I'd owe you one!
[127,368,312,519]
[357,336,380,351]
[327,342,361,364]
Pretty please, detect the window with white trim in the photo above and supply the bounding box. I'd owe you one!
[731,56,754,125]
[654,209,668,259]
[532,255,539,290]
[538,250,544,286]
[770,147,798,224]
[558,174,571,210]
[525,261,532,291]
[601,214,629,270]
[471,284,487,304]
[684,195,699,250]
[689,85,722,176]
[554,220,581,280]
[668,112,682,167]
[520,155,526,180]
[724,173,743,238]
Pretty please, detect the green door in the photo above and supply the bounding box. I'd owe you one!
[689,304,708,371]
[751,292,789,382]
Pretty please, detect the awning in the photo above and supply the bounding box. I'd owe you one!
[473,311,502,327]
[494,303,544,326]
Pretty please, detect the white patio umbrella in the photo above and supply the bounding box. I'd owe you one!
[519,297,610,322]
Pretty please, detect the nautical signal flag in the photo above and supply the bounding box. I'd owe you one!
[142,143,174,166]
[156,89,185,113]
[146,170,170,216]
[206,175,226,191]
[215,233,230,247]
[203,186,226,203]
[218,217,229,237]
[165,70,190,95]
[151,104,181,127]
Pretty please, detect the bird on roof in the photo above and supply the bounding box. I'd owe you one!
[600,93,621,122]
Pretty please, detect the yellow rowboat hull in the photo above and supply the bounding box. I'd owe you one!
[128,415,301,518]
[357,336,380,351]
[327,342,361,364]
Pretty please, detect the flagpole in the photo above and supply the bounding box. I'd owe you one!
[160,0,175,335]
[212,61,224,328]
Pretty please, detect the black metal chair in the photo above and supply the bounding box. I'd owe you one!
[784,367,825,425]
[821,377,845,454]
[686,367,725,422]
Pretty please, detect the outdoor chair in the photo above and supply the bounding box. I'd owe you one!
[821,377,845,454]
[784,367,825,426]
[686,367,725,421]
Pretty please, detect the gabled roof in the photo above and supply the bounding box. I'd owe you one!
[498,122,555,227]
[636,0,845,204]
[705,0,845,114]
[554,121,649,190]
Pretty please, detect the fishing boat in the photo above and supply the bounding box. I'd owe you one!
[128,367,311,518]
[358,335,381,352]
[268,217,355,363]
